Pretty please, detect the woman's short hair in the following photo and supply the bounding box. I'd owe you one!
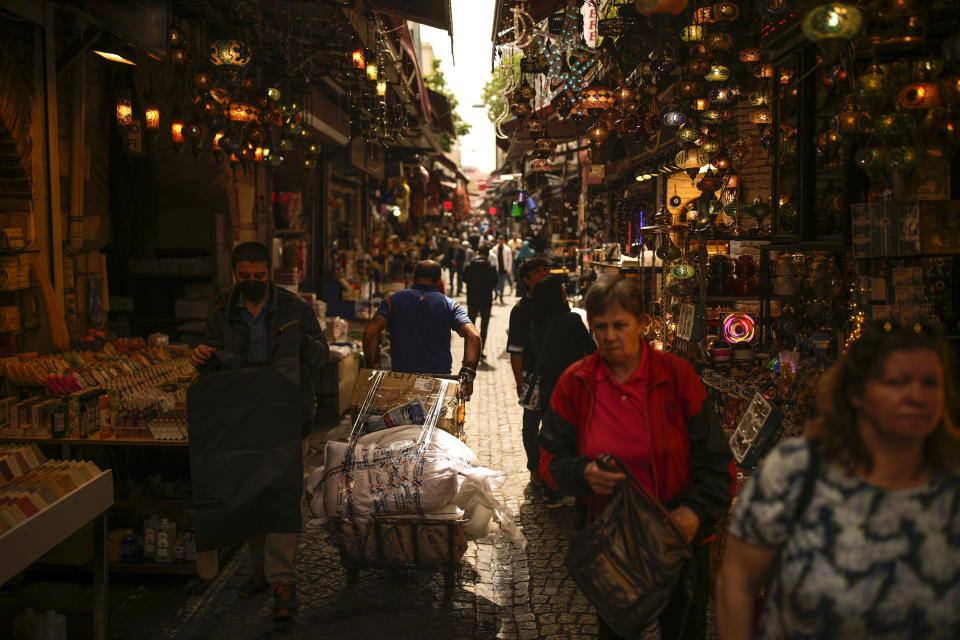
[805,321,959,475]
[584,276,645,320]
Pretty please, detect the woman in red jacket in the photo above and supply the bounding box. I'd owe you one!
[539,276,732,640]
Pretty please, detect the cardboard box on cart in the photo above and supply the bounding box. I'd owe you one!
[349,369,465,440]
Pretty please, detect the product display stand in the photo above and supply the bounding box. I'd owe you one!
[0,469,114,639]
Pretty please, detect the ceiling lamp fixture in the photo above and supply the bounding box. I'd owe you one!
[91,37,137,65]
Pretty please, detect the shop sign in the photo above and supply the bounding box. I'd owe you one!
[581,3,598,48]
[125,119,143,155]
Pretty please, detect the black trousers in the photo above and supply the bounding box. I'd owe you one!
[467,305,491,354]
[596,542,711,640]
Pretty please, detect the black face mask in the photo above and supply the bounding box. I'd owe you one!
[239,280,268,302]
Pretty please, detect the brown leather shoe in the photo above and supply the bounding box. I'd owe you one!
[238,566,268,597]
[272,583,298,619]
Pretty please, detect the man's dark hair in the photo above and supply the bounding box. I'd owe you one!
[478,244,490,256]
[231,242,271,268]
[532,275,569,322]
[518,256,549,281]
[584,275,646,320]
[413,260,442,282]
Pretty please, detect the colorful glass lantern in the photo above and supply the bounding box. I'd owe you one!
[801,3,863,42]
[702,109,724,123]
[351,47,365,69]
[723,313,755,343]
[366,61,378,81]
[581,86,616,110]
[587,121,610,146]
[898,83,941,109]
[858,64,886,103]
[517,80,536,101]
[115,91,133,127]
[685,58,710,76]
[377,79,388,96]
[663,111,688,127]
[701,139,721,153]
[510,101,533,117]
[671,264,695,279]
[170,119,184,144]
[531,157,553,172]
[705,32,734,51]
[228,102,259,123]
[753,64,775,79]
[677,125,702,144]
[748,91,769,107]
[886,146,920,170]
[713,152,732,170]
[266,87,282,102]
[708,86,735,105]
[739,47,762,63]
[535,138,557,153]
[680,25,704,43]
[694,6,713,23]
[713,1,740,21]
[525,118,547,137]
[144,104,160,130]
[615,86,637,105]
[694,98,711,111]
[208,39,253,67]
[704,64,731,82]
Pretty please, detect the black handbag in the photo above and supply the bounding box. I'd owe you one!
[565,454,696,638]
[518,316,558,410]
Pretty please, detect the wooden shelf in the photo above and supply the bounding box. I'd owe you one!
[107,561,198,575]
[0,249,39,255]
[2,434,188,447]
[0,469,114,585]
[273,228,310,237]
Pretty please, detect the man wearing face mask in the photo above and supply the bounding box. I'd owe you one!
[190,242,329,621]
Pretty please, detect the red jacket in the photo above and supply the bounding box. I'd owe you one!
[539,347,731,531]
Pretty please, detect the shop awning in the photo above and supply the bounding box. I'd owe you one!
[426,88,457,137]
[371,0,453,34]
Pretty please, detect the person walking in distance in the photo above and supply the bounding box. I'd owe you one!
[491,235,514,303]
[442,238,467,297]
[189,242,329,621]
[362,260,481,397]
[507,257,551,484]
[461,245,499,361]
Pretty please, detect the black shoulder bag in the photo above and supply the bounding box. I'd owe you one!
[517,316,557,410]
[565,454,696,638]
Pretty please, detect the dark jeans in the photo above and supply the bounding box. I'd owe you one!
[522,408,542,473]
[497,272,513,299]
[596,542,711,640]
[467,305,491,355]
[448,268,462,295]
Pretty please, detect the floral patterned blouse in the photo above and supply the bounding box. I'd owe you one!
[728,438,960,640]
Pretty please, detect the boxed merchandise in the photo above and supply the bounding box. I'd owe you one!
[350,369,463,438]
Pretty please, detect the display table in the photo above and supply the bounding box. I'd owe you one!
[0,469,114,639]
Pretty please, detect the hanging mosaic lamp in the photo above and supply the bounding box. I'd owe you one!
[535,138,557,153]
[531,158,553,172]
[677,125,702,144]
[694,98,710,111]
[144,93,160,131]
[615,86,637,105]
[708,86,735,105]
[115,91,133,127]
[680,25,704,43]
[587,121,610,146]
[704,64,731,82]
[678,80,703,98]
[209,39,253,67]
[663,111,688,127]
[899,83,941,109]
[739,47,762,63]
[685,58,710,76]
[581,86,616,110]
[801,3,863,42]
[525,117,547,137]
[713,2,740,21]
[228,102,259,123]
[705,32,734,51]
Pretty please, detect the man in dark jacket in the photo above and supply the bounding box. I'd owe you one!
[190,242,329,621]
[442,240,467,297]
[461,245,499,360]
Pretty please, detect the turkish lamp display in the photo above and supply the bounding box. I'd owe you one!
[704,64,731,82]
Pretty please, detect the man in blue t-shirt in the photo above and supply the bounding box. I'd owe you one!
[363,260,481,398]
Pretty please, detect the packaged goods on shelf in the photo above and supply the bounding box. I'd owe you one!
[0,458,103,533]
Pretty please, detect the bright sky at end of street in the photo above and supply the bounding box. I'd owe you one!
[419,0,496,174]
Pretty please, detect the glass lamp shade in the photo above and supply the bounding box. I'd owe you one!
[266,87,282,102]
[858,66,886,103]
[678,80,703,98]
[144,106,160,130]
[713,152,732,169]
[694,7,713,24]
[228,102,259,123]
[525,118,547,136]
[170,121,184,144]
[694,98,711,111]
[750,107,773,125]
[351,47,365,69]
[854,147,885,170]
[708,86,735,105]
[614,86,637,104]
[377,80,388,96]
[702,109,724,123]
[802,3,863,42]
[581,86,616,110]
[701,139,721,153]
[676,148,711,168]
[535,138,557,153]
[677,125,702,145]
[209,39,253,67]
[587,122,610,145]
[531,158,553,172]
[713,1,740,21]
[748,91,769,106]
[685,59,711,76]
[898,83,941,109]
[705,32,734,51]
[517,81,536,101]
[116,93,133,126]
[680,25,704,43]
[705,65,731,82]
[510,101,533,117]
[663,111,688,127]
[366,61,378,81]
[753,64,775,79]
[671,264,695,279]
[739,47,762,63]
[886,146,920,170]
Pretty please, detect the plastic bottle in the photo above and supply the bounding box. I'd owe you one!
[143,515,159,559]
[155,518,175,563]
[38,610,66,640]
[12,607,38,639]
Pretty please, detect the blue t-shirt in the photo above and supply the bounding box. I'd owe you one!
[376,283,470,374]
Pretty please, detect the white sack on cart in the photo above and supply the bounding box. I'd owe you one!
[305,426,526,548]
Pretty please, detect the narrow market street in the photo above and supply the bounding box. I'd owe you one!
[157,296,602,640]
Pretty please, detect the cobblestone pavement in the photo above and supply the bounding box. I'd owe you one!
[157,296,653,640]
